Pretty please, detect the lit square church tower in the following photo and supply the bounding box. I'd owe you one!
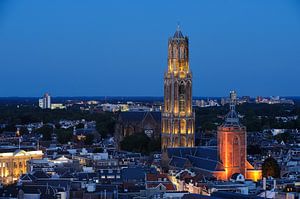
[217,91,261,181]
[161,27,195,150]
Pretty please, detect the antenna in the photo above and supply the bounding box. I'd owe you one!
[18,137,21,150]
[177,22,180,31]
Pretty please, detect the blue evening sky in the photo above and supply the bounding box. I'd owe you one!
[0,0,300,97]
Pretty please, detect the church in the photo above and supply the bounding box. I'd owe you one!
[161,26,195,149]
[162,28,261,181]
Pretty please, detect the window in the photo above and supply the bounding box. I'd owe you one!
[179,84,185,113]
[180,119,186,134]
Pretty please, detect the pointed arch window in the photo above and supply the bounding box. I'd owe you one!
[179,83,185,113]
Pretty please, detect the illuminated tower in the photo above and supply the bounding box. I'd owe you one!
[217,91,247,179]
[161,26,195,150]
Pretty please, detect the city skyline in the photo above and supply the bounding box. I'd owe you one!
[1,1,300,97]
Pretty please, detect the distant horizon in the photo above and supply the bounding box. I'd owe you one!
[0,95,299,99]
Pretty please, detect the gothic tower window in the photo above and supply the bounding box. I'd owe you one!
[180,119,186,134]
[179,83,185,113]
[233,136,240,167]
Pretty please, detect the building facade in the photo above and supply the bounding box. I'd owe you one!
[39,93,51,109]
[115,111,161,149]
[161,27,195,150]
[0,147,43,184]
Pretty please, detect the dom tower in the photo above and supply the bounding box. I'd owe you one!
[161,27,195,150]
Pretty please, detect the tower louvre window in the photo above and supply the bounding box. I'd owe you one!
[179,84,185,113]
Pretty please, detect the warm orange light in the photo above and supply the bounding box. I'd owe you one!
[247,170,262,182]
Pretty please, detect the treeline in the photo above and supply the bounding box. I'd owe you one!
[196,103,300,132]
[35,125,94,145]
[0,105,116,138]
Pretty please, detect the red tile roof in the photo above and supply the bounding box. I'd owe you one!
[146,173,168,181]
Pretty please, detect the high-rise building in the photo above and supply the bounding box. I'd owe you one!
[39,93,51,109]
[229,90,237,103]
[161,27,195,150]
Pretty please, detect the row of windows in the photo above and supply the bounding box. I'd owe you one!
[0,162,25,168]
[100,175,121,179]
[100,169,120,173]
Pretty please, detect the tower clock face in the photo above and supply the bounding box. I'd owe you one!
[144,129,153,137]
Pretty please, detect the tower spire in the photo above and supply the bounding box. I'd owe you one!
[173,23,184,38]
[224,90,240,127]
[229,90,237,111]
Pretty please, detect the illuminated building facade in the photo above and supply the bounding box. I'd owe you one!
[217,91,261,181]
[167,92,261,182]
[39,93,51,109]
[0,147,43,184]
[161,27,195,150]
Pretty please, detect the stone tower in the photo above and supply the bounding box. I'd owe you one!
[161,26,195,150]
[217,91,247,179]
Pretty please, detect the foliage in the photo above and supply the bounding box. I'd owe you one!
[247,144,262,155]
[76,123,85,129]
[93,148,104,153]
[0,105,116,138]
[1,124,16,133]
[262,157,281,178]
[274,132,292,143]
[120,133,161,154]
[94,113,115,138]
[35,125,53,141]
[195,102,300,132]
[84,133,94,145]
[19,126,29,136]
[56,128,73,144]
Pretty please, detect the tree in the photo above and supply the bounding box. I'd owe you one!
[247,144,262,155]
[84,134,94,145]
[148,137,161,152]
[95,114,115,138]
[56,129,73,144]
[2,124,16,133]
[120,133,161,154]
[36,125,53,141]
[121,133,150,154]
[19,127,29,136]
[93,148,103,153]
[262,157,280,178]
[274,132,291,143]
[55,123,61,129]
[76,123,85,129]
